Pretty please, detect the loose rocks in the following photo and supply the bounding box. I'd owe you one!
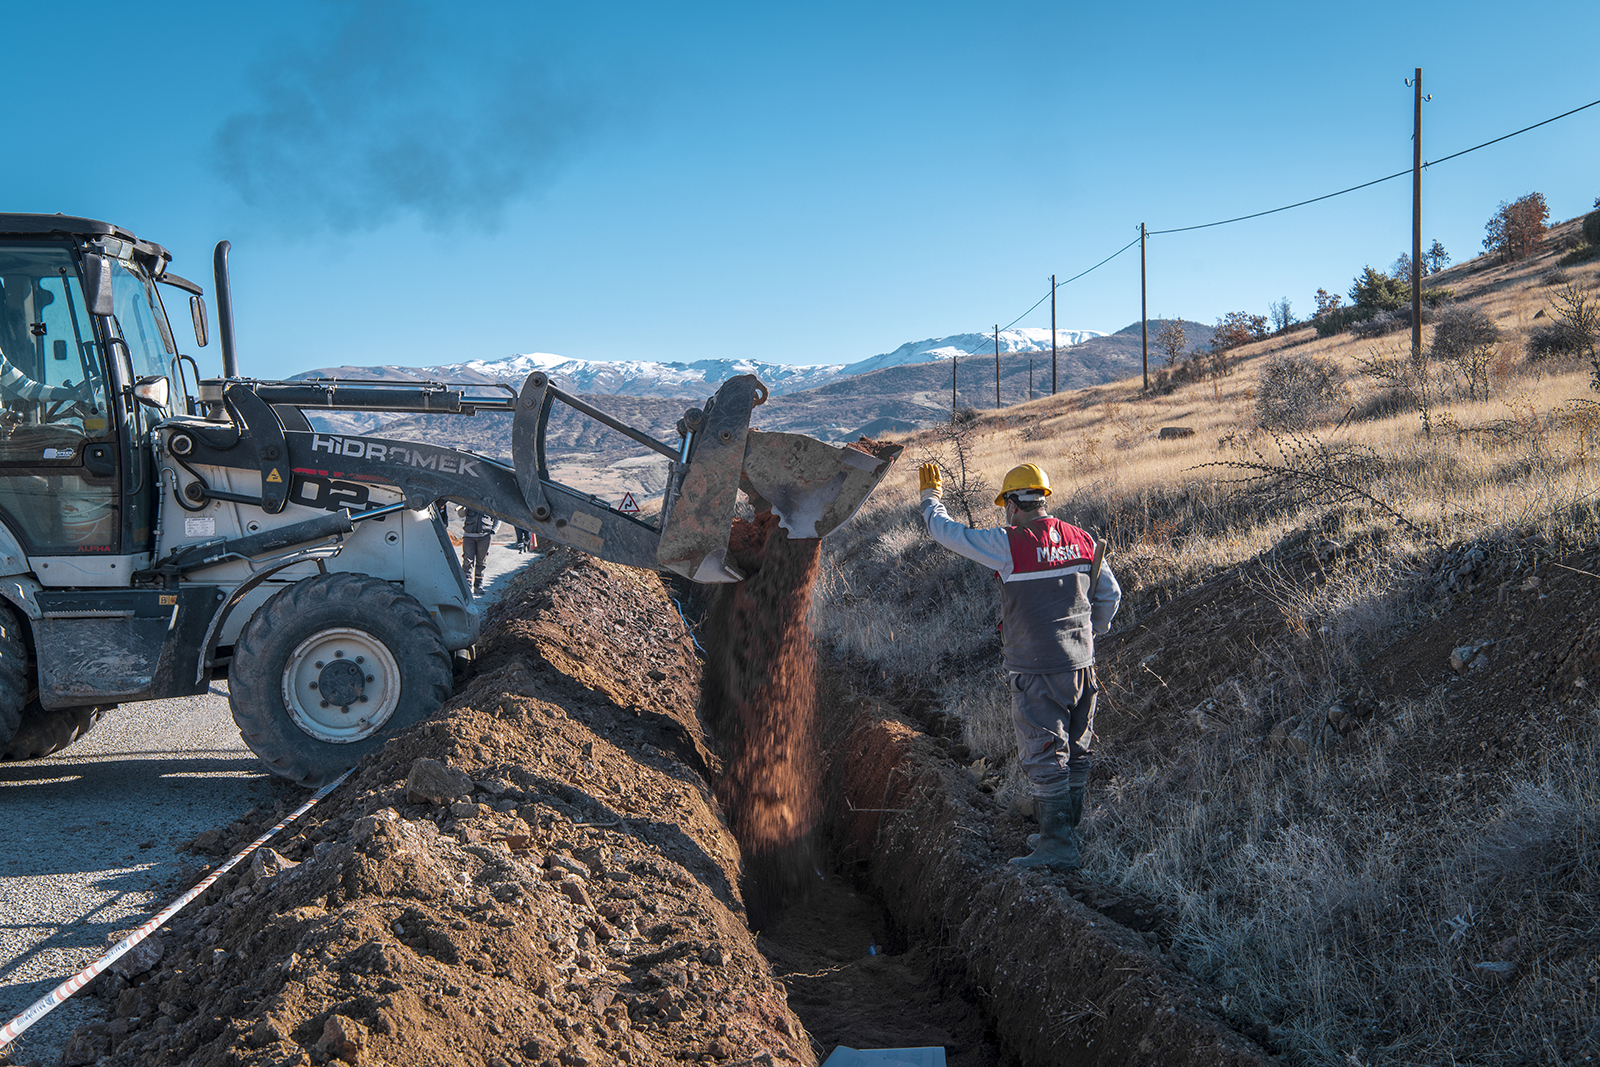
[76,549,812,1067]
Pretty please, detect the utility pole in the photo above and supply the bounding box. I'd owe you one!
[1029,359,1034,401]
[994,325,1000,409]
[1410,67,1424,366]
[1140,223,1149,392]
[1050,274,1057,395]
[951,352,957,418]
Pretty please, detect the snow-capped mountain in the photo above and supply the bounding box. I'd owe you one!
[837,328,1101,379]
[429,354,845,398]
[395,328,1105,399]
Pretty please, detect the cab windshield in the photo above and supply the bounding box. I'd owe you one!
[0,242,112,454]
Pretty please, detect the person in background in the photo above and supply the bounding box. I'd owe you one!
[458,505,498,596]
[513,526,536,553]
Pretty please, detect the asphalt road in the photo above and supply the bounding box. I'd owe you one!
[0,543,541,1065]
[0,682,280,1065]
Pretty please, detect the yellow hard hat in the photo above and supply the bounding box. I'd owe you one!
[994,463,1052,506]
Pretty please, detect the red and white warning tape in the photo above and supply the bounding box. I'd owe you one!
[0,767,353,1052]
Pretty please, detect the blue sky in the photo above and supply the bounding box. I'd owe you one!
[2,1,1597,382]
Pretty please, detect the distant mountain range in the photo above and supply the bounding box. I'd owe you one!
[295,327,1105,400]
[291,320,1210,502]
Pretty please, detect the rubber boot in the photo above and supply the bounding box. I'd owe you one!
[1015,787,1083,870]
[1028,784,1085,849]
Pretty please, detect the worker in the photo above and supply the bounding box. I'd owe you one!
[918,461,1121,870]
[457,505,498,596]
[0,353,92,404]
[513,526,536,553]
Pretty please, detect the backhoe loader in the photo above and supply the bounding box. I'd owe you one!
[0,214,900,784]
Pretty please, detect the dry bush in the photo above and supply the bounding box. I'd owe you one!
[1256,353,1345,430]
[1527,282,1600,365]
[919,412,992,526]
[1430,304,1502,402]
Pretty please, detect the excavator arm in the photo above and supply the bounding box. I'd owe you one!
[161,371,902,583]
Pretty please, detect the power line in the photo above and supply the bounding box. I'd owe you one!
[940,239,1141,368]
[1055,236,1142,291]
[954,236,1142,360]
[1149,95,1600,237]
[949,92,1600,389]
[1423,97,1600,169]
[1148,169,1410,235]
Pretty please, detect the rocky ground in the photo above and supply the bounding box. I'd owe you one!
[27,550,805,1067]
[6,543,1281,1067]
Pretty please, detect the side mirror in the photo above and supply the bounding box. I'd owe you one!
[132,375,170,410]
[82,253,115,316]
[190,294,209,348]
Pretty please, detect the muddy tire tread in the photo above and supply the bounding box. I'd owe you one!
[229,572,452,787]
[2,704,107,761]
[0,603,25,749]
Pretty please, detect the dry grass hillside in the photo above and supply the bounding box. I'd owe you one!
[812,213,1600,1065]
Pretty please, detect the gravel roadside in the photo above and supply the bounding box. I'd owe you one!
[0,683,281,1066]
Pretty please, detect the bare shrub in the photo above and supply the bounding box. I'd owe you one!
[1191,430,1417,536]
[1350,310,1406,339]
[1155,318,1187,367]
[1430,304,1502,401]
[1255,353,1345,430]
[1354,340,1444,435]
[921,411,992,526]
[1527,282,1600,367]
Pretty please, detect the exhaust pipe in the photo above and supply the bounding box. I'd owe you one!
[212,240,238,378]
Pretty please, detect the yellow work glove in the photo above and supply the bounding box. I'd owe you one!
[918,462,943,497]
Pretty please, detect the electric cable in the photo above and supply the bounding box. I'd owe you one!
[874,94,1600,378]
[1149,95,1600,237]
[1422,97,1600,168]
[939,236,1145,368]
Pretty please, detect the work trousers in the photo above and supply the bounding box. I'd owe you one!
[1008,665,1097,797]
[462,535,491,586]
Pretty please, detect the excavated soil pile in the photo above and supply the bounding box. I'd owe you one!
[816,670,1279,1067]
[700,513,821,858]
[48,548,815,1067]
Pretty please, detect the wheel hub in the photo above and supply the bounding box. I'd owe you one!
[316,657,367,706]
[282,628,401,744]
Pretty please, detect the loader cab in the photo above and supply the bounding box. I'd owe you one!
[0,216,192,586]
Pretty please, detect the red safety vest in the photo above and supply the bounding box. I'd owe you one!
[997,516,1098,673]
[1005,516,1096,578]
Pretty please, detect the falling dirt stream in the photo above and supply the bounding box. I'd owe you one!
[697,509,1004,1063]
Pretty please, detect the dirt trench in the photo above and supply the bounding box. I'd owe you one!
[26,545,1273,1067]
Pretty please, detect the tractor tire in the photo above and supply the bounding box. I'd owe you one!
[0,603,28,750]
[2,703,108,761]
[229,572,452,787]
